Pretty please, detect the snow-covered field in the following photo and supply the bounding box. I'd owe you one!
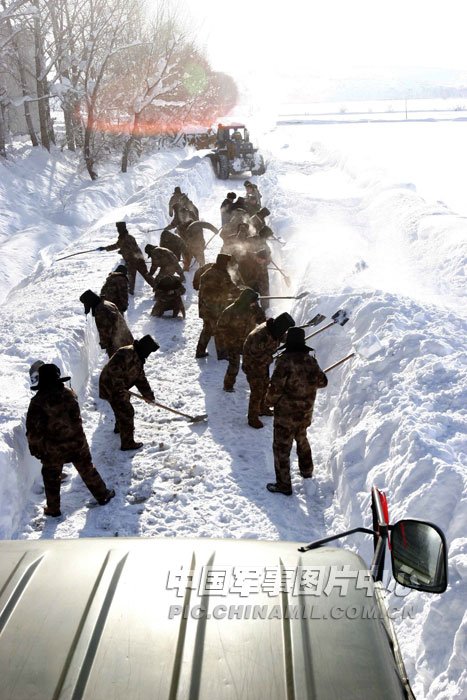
[0,120,466,699]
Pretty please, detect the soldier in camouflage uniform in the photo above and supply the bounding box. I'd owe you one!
[249,207,270,235]
[193,262,214,291]
[242,313,295,428]
[99,221,154,295]
[100,265,129,314]
[99,335,159,450]
[151,275,186,319]
[215,288,266,392]
[79,289,133,357]
[144,244,185,282]
[168,186,185,217]
[244,180,262,213]
[220,192,237,225]
[26,364,114,516]
[196,254,240,358]
[160,228,188,263]
[265,327,328,495]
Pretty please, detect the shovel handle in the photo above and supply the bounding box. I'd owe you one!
[270,258,291,287]
[55,248,101,262]
[324,353,355,373]
[128,391,196,420]
[305,320,335,340]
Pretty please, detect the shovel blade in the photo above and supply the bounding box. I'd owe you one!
[355,332,383,359]
[295,291,309,300]
[190,414,208,423]
[331,309,349,326]
[307,313,326,327]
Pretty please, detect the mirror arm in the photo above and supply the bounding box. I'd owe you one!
[370,528,388,582]
[298,527,375,552]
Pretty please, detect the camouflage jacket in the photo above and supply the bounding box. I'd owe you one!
[104,232,145,263]
[154,283,186,302]
[193,263,214,291]
[160,229,188,260]
[147,247,183,277]
[249,213,267,235]
[216,302,266,355]
[265,352,328,418]
[26,385,88,459]
[99,345,154,402]
[169,191,185,217]
[93,300,133,355]
[242,322,279,377]
[100,272,129,313]
[198,265,240,321]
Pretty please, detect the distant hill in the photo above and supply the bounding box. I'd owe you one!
[274,66,467,102]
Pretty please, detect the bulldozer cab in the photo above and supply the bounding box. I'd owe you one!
[216,123,247,144]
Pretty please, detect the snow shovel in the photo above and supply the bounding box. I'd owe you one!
[273,309,348,357]
[55,247,101,262]
[299,313,326,329]
[144,226,166,233]
[259,291,309,300]
[128,391,208,423]
[271,234,286,246]
[270,258,291,287]
[324,333,383,373]
[305,309,349,341]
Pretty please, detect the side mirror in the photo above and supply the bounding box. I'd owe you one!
[391,519,448,593]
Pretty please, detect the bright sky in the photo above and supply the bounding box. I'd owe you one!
[189,0,467,79]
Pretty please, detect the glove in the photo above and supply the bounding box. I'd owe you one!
[97,246,105,251]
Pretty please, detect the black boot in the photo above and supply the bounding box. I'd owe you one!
[266,483,292,496]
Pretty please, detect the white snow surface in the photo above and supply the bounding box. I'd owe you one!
[0,123,466,699]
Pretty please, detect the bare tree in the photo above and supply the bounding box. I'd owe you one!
[0,0,39,146]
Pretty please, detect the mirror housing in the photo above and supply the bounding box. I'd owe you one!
[391,519,448,593]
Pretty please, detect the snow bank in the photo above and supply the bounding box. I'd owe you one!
[0,122,466,698]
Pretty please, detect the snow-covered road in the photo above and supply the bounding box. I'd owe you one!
[1,122,466,698]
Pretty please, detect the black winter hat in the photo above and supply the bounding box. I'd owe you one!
[269,312,295,340]
[115,264,127,275]
[244,180,252,187]
[32,363,70,391]
[174,186,181,194]
[216,253,231,269]
[134,335,160,361]
[144,243,155,257]
[79,289,101,314]
[234,288,259,309]
[227,192,237,200]
[259,225,273,239]
[116,221,127,234]
[258,207,270,218]
[285,327,314,353]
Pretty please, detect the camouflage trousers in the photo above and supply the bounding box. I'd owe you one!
[272,414,313,491]
[246,374,270,419]
[151,298,185,319]
[107,395,136,449]
[41,444,108,511]
[184,243,205,271]
[127,259,154,295]
[196,319,218,356]
[223,352,241,391]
